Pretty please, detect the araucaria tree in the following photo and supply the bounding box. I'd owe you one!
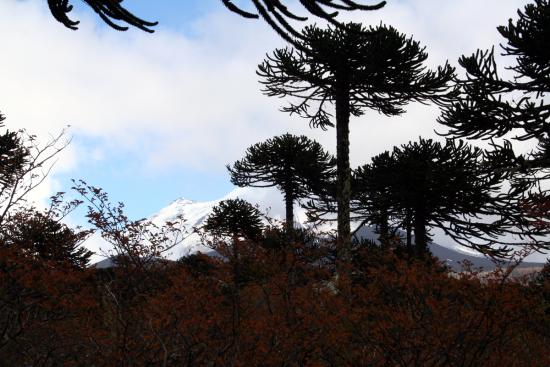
[437,0,550,250]
[258,23,455,260]
[438,0,550,189]
[227,133,334,232]
[204,198,264,241]
[354,138,509,256]
[2,209,93,269]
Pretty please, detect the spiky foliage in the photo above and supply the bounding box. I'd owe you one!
[352,151,397,246]
[438,0,550,186]
[227,133,335,231]
[204,199,264,241]
[47,0,158,32]
[353,138,544,257]
[0,114,28,188]
[2,209,93,269]
[222,0,385,45]
[47,0,385,40]
[258,23,455,260]
[0,114,69,227]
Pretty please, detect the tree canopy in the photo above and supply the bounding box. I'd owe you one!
[204,198,264,241]
[227,133,334,230]
[2,209,93,269]
[258,23,455,260]
[438,0,550,187]
[354,138,515,256]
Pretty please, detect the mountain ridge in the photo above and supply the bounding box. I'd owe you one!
[90,187,546,272]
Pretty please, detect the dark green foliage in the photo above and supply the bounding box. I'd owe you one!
[259,23,455,259]
[258,23,455,129]
[178,253,217,278]
[222,0,385,45]
[0,114,28,188]
[47,0,157,32]
[437,0,550,254]
[2,209,93,269]
[438,0,550,184]
[204,198,264,240]
[227,133,335,229]
[0,114,70,229]
[353,138,510,256]
[47,0,385,45]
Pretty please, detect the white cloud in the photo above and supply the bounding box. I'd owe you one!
[0,0,535,205]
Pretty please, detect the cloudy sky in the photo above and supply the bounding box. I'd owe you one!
[0,0,530,222]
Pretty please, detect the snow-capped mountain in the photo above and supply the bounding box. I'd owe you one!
[149,197,220,259]
[145,187,304,260]
[90,186,547,270]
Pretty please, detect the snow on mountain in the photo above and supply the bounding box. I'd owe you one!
[88,186,547,269]
[87,187,291,263]
[147,187,309,260]
[149,197,219,260]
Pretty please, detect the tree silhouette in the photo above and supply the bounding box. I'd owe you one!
[47,0,158,32]
[0,114,29,189]
[352,151,397,247]
[438,0,550,187]
[221,0,385,45]
[2,209,93,269]
[204,198,264,241]
[353,138,531,257]
[0,113,69,227]
[227,133,334,232]
[258,23,455,260]
[47,0,385,44]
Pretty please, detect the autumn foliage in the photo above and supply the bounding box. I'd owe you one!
[1,223,549,366]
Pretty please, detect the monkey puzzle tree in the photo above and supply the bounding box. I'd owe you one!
[258,23,455,260]
[204,198,264,241]
[354,138,517,257]
[0,113,69,227]
[2,209,93,269]
[47,0,385,44]
[438,0,550,187]
[0,114,28,190]
[351,151,397,247]
[437,0,550,252]
[227,133,335,232]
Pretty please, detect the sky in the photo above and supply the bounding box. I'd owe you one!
[0,0,534,222]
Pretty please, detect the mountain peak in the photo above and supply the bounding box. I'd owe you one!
[169,197,195,206]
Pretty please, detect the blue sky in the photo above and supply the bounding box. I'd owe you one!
[55,1,240,217]
[71,0,217,34]
[0,0,532,221]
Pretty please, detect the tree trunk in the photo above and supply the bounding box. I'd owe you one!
[284,191,294,234]
[378,210,389,248]
[413,210,428,256]
[406,209,413,255]
[335,77,351,262]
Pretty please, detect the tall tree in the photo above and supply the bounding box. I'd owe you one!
[47,0,385,44]
[438,0,550,187]
[437,0,550,251]
[352,151,397,247]
[353,138,520,257]
[258,23,455,260]
[227,133,335,232]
